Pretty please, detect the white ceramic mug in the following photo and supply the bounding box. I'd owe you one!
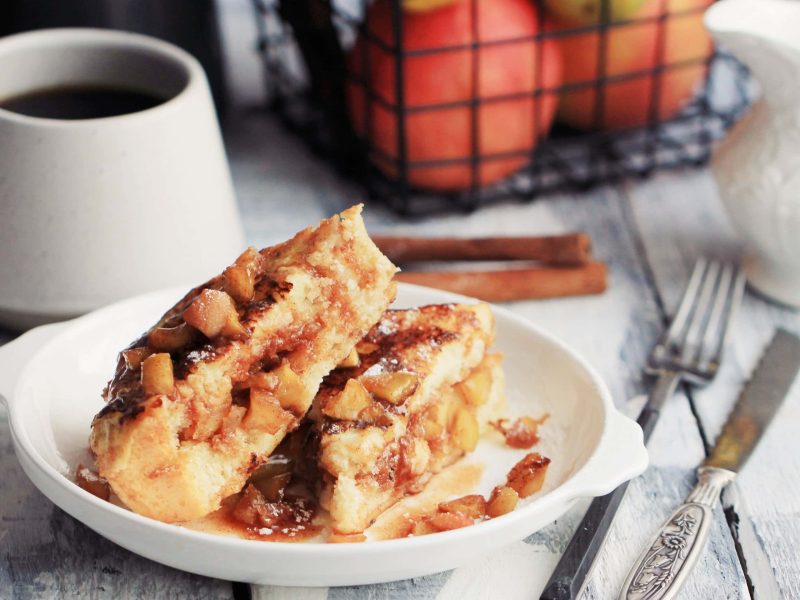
[0,28,245,330]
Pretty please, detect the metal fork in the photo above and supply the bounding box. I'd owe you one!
[540,258,745,600]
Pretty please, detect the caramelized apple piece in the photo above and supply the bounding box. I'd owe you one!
[219,405,246,437]
[242,388,294,434]
[328,533,367,543]
[492,415,548,449]
[322,379,373,420]
[428,511,474,532]
[456,363,492,406]
[234,246,266,273]
[422,403,448,439]
[451,407,479,452]
[486,485,519,518]
[231,484,315,531]
[410,518,439,537]
[75,464,110,501]
[183,289,247,339]
[438,494,487,520]
[362,371,418,405]
[246,371,276,390]
[230,484,263,526]
[354,401,391,427]
[147,323,195,352]
[400,437,432,479]
[222,264,255,303]
[272,362,307,416]
[141,353,174,395]
[506,452,551,498]
[224,247,267,303]
[337,348,360,368]
[121,347,150,369]
[355,341,379,355]
[423,415,444,439]
[250,457,293,501]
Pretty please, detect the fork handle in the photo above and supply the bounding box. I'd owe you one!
[618,467,736,600]
[539,372,681,600]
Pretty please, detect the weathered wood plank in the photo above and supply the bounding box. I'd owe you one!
[628,168,800,599]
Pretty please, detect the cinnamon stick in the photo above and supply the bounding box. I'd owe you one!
[372,233,592,266]
[395,262,607,302]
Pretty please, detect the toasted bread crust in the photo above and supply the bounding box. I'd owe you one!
[311,304,505,534]
[90,205,397,522]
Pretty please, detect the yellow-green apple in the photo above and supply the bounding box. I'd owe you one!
[543,0,648,23]
[549,0,712,131]
[403,0,459,12]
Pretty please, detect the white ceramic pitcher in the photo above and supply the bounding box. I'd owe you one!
[0,30,245,330]
[706,0,800,308]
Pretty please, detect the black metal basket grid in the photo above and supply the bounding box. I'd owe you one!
[252,0,754,216]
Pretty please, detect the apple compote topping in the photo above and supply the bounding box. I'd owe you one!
[451,407,479,452]
[147,323,197,353]
[403,451,550,538]
[242,388,294,434]
[230,485,316,539]
[322,379,374,420]
[140,353,174,396]
[486,485,519,517]
[121,347,150,370]
[491,414,549,449]
[75,464,111,501]
[328,532,367,543]
[221,247,265,303]
[438,494,487,520]
[426,511,475,532]
[183,289,247,340]
[361,371,418,405]
[337,348,360,368]
[98,247,272,422]
[506,452,551,498]
[226,454,319,541]
[250,456,294,501]
[320,369,420,423]
[405,493,487,537]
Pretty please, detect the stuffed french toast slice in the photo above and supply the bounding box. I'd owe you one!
[310,303,505,534]
[90,205,397,522]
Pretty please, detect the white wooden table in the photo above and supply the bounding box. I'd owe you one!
[1,110,798,599]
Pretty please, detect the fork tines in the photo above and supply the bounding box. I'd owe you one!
[650,258,745,382]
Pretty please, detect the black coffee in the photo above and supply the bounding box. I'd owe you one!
[0,87,165,119]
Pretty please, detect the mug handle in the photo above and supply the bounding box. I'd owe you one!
[0,322,71,411]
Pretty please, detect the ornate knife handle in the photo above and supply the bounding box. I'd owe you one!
[618,466,736,600]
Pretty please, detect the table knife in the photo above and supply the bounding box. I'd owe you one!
[618,328,800,600]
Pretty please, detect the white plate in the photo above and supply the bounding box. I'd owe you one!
[0,283,647,587]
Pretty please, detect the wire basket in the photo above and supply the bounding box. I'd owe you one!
[252,0,754,215]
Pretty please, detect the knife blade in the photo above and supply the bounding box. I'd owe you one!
[619,329,800,600]
[705,328,800,472]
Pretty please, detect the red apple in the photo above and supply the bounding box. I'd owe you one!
[347,0,562,191]
[548,0,713,131]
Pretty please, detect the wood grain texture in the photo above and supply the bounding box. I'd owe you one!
[628,169,800,599]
